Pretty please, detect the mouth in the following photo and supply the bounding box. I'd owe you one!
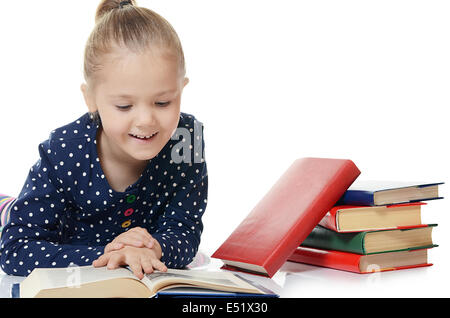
[129,132,158,142]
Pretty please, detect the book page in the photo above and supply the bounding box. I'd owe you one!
[144,269,264,294]
[20,265,143,298]
[347,180,441,191]
[21,266,266,297]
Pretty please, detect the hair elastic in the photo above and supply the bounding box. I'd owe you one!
[119,1,132,9]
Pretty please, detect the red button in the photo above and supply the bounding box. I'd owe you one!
[124,208,134,217]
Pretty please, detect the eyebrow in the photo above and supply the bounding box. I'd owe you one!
[108,89,178,99]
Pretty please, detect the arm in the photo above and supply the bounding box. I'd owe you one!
[94,158,208,272]
[0,140,104,276]
[151,147,208,268]
[152,171,208,268]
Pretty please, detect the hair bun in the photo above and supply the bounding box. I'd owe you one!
[95,0,137,23]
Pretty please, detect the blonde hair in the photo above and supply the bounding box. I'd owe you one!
[83,0,186,123]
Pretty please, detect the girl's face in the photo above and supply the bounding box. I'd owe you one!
[81,46,188,165]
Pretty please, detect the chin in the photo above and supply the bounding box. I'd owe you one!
[132,151,160,161]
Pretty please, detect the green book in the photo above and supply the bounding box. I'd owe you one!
[301,224,437,255]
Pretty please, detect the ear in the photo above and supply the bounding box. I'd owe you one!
[80,83,97,113]
[182,77,189,88]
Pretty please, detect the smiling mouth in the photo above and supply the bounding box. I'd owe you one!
[129,132,158,140]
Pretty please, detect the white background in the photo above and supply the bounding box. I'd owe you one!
[0,0,449,297]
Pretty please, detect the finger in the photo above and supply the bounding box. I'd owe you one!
[131,227,154,248]
[112,232,144,247]
[131,226,148,234]
[145,238,155,249]
[106,254,122,270]
[116,231,150,247]
[104,244,112,254]
[152,259,167,272]
[104,242,124,253]
[141,258,154,275]
[134,230,154,248]
[114,242,124,250]
[93,253,110,267]
[114,237,146,248]
[129,262,144,280]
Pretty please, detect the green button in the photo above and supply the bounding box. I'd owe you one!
[126,194,136,203]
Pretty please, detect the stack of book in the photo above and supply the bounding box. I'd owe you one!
[212,158,444,278]
[288,181,443,273]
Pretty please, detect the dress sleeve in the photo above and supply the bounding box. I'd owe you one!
[151,119,208,268]
[151,163,208,268]
[0,140,104,276]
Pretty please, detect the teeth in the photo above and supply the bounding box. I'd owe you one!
[131,133,156,139]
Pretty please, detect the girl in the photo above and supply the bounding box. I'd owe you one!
[0,0,207,279]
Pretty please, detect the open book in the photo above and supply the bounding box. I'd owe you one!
[19,266,275,298]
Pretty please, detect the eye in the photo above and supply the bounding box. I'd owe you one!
[155,101,171,107]
[116,105,132,110]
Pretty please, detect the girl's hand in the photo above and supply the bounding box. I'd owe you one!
[104,226,157,253]
[92,245,168,280]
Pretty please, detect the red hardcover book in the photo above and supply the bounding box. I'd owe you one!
[211,157,361,277]
[287,246,433,274]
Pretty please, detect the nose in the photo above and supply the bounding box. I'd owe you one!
[135,105,156,129]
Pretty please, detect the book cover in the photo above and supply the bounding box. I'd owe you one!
[337,181,444,206]
[17,266,275,298]
[319,202,425,232]
[301,224,437,255]
[155,274,278,298]
[12,283,279,299]
[287,246,433,274]
[211,157,361,277]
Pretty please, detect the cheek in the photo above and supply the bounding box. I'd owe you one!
[160,106,181,135]
[101,116,128,140]
[97,107,128,135]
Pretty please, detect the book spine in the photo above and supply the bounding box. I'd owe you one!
[288,247,434,274]
[287,247,362,273]
[337,190,375,206]
[301,225,366,254]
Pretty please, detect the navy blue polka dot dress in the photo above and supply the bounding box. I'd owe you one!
[0,112,208,276]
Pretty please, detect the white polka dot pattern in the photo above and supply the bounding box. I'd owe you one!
[0,112,208,276]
